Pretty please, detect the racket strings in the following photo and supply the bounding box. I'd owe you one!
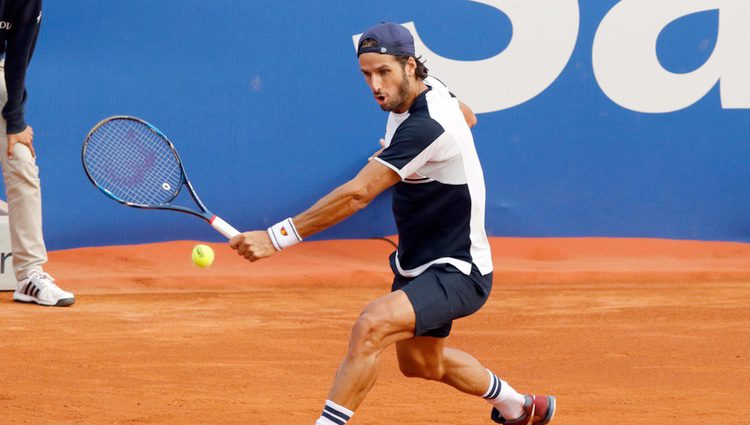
[84,119,183,206]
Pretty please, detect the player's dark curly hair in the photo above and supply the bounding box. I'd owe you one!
[359,38,429,80]
[397,55,429,81]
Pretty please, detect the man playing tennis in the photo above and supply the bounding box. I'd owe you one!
[230,22,556,425]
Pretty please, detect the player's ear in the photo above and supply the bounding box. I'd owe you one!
[407,57,417,78]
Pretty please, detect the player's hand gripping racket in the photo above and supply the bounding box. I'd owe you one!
[82,116,240,239]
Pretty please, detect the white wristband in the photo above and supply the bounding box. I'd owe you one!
[267,218,302,251]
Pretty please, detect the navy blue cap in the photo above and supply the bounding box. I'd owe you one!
[357,22,415,57]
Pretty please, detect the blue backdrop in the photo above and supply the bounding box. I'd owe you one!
[18,1,750,249]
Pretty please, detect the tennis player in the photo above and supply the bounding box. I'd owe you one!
[230,22,555,425]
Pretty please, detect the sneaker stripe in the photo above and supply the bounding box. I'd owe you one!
[25,283,35,296]
[32,286,40,298]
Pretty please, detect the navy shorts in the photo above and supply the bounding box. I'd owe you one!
[391,262,493,338]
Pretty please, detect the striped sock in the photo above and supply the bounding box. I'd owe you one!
[315,400,354,425]
[482,370,525,421]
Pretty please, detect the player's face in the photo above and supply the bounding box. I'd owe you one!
[359,53,413,113]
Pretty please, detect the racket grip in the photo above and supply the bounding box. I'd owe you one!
[210,216,241,239]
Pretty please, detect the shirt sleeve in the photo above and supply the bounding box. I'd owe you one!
[374,116,446,180]
[3,0,42,134]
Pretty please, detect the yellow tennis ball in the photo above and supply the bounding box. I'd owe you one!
[191,244,214,268]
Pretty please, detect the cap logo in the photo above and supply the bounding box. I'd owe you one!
[381,47,387,53]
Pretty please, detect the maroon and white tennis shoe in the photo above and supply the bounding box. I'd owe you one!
[491,394,556,425]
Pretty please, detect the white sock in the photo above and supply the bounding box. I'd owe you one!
[482,370,526,420]
[315,399,354,425]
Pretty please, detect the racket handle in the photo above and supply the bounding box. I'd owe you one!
[210,216,241,239]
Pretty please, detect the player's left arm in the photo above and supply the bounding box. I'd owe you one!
[458,100,477,128]
[229,160,400,262]
[426,76,477,128]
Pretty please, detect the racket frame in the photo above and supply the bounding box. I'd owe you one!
[82,115,239,239]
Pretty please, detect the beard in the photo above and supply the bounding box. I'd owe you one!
[380,74,411,112]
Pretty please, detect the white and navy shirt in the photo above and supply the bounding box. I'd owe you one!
[373,76,492,277]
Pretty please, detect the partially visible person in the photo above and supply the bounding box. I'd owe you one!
[0,0,74,306]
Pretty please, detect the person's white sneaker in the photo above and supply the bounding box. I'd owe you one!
[13,270,75,307]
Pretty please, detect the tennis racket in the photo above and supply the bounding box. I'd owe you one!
[82,116,240,239]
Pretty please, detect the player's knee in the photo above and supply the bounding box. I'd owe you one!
[348,311,388,357]
[398,359,445,381]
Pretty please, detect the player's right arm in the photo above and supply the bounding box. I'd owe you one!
[231,116,445,262]
[293,160,399,236]
[229,160,400,262]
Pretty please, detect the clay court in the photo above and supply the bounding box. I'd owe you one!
[1,237,748,425]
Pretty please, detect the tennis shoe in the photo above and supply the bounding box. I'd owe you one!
[491,394,556,425]
[13,270,75,307]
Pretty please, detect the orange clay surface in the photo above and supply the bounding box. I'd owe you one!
[1,237,749,425]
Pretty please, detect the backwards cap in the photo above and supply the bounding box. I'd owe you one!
[357,22,415,57]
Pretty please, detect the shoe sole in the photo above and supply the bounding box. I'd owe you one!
[13,293,75,307]
[542,396,556,425]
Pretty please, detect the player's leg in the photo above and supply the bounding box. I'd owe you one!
[396,337,538,422]
[393,264,555,424]
[396,337,491,395]
[315,289,416,425]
